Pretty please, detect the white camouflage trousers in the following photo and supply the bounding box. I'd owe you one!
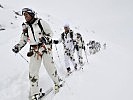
[64,49,76,68]
[29,51,60,96]
[76,48,83,64]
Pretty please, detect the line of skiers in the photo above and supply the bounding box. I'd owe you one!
[12,8,86,100]
[53,24,85,73]
[87,40,101,55]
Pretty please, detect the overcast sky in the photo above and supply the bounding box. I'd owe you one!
[1,0,133,46]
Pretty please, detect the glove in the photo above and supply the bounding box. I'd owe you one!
[12,46,19,53]
[53,40,59,44]
[27,51,34,57]
[39,37,46,43]
[83,46,85,50]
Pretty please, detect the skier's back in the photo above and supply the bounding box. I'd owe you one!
[53,24,77,74]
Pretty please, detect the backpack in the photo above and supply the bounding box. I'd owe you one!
[37,19,50,37]
[61,30,73,41]
[37,19,52,45]
[25,18,51,44]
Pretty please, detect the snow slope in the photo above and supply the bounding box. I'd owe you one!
[0,0,133,100]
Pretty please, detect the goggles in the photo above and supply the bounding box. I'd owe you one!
[22,8,35,15]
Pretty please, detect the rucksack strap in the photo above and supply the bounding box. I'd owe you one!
[38,19,45,35]
[38,19,50,37]
[29,24,37,42]
[61,30,73,41]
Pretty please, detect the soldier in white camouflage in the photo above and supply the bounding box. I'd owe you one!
[53,24,77,74]
[74,33,85,66]
[12,8,61,100]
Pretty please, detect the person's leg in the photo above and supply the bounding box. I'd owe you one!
[69,50,77,70]
[42,52,61,93]
[76,48,80,63]
[78,48,83,65]
[64,50,71,73]
[29,54,42,98]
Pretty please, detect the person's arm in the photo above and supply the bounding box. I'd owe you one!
[12,32,28,53]
[53,33,63,44]
[52,37,62,44]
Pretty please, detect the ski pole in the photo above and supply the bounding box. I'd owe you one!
[19,52,29,63]
[54,44,61,63]
[84,49,89,63]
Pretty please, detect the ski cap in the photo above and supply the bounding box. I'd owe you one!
[64,24,70,28]
[76,33,81,38]
[76,33,81,36]
[22,8,35,17]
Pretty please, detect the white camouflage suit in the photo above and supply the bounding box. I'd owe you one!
[74,33,85,65]
[54,29,77,69]
[13,18,60,97]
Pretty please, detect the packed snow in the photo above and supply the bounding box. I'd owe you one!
[0,0,133,100]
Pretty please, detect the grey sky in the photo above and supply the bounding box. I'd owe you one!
[2,0,133,45]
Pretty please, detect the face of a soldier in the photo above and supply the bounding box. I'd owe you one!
[64,27,69,32]
[77,35,80,38]
[23,12,32,22]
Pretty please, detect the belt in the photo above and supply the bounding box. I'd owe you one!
[30,43,43,47]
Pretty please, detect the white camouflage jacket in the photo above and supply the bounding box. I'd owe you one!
[58,30,74,51]
[15,18,53,52]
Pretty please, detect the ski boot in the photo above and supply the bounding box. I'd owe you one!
[67,67,72,75]
[39,88,45,99]
[59,78,65,87]
[31,94,39,100]
[79,61,84,66]
[54,83,60,94]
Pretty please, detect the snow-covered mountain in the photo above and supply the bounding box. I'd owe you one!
[0,0,133,100]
